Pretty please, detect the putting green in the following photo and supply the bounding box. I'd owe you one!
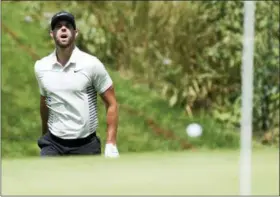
[2,149,279,195]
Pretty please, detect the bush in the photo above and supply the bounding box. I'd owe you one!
[24,1,279,140]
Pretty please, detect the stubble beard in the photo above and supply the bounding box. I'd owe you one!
[55,39,73,48]
[55,36,74,49]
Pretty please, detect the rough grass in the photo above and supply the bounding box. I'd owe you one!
[1,2,249,158]
[2,149,279,195]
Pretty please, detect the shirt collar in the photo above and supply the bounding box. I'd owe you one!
[51,46,79,66]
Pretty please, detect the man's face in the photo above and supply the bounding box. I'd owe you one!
[50,20,77,48]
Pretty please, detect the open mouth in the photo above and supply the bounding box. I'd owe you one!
[60,34,68,39]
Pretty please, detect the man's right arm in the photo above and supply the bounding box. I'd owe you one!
[35,61,49,136]
[40,95,49,135]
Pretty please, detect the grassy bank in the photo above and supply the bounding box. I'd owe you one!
[2,2,245,158]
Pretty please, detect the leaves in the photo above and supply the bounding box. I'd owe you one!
[25,1,279,135]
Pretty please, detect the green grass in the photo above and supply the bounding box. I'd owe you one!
[2,2,278,195]
[2,149,279,195]
[1,1,262,158]
[1,2,183,157]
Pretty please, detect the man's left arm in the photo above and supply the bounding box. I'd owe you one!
[91,58,119,157]
[100,86,119,145]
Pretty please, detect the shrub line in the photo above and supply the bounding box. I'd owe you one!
[2,22,193,150]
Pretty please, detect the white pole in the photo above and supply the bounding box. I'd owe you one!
[240,1,256,196]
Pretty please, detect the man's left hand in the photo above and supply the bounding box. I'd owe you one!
[105,143,119,158]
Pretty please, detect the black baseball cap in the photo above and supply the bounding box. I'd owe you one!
[50,11,76,30]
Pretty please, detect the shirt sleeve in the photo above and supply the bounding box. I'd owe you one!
[91,58,113,94]
[34,61,47,96]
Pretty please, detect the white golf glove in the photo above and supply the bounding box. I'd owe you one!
[105,143,119,158]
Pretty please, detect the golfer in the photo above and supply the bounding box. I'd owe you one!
[34,11,119,158]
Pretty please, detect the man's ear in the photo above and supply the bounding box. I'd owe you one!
[75,29,79,38]
[50,30,54,39]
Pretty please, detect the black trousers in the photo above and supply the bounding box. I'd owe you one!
[37,132,101,156]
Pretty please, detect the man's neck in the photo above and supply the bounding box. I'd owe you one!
[56,44,75,66]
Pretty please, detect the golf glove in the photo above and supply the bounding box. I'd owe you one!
[105,143,119,158]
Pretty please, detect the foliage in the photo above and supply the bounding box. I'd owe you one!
[23,1,279,138]
[2,2,244,158]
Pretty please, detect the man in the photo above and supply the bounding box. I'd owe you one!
[34,11,119,158]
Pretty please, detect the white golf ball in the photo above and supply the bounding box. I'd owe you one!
[186,123,202,137]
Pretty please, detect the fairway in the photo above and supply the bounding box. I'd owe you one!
[2,149,278,195]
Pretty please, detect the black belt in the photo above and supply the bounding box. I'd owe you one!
[49,132,96,147]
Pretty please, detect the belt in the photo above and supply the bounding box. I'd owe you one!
[49,132,96,147]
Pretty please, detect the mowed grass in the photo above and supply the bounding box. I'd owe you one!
[2,149,279,195]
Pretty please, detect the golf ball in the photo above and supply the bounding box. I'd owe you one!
[186,123,202,137]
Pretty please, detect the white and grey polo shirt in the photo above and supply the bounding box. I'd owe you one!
[34,46,113,139]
